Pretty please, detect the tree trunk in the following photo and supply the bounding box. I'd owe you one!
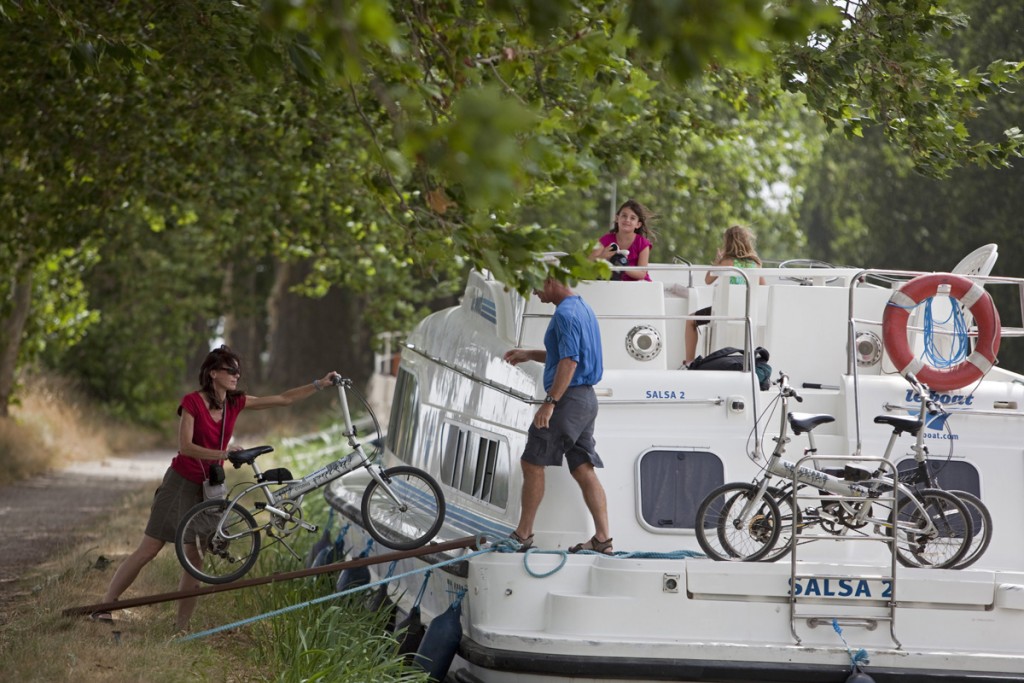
[264,258,373,394]
[0,265,34,417]
[221,260,267,386]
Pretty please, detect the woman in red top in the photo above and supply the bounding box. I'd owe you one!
[93,345,339,631]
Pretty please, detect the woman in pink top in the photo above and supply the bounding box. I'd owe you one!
[589,199,657,281]
[92,345,339,631]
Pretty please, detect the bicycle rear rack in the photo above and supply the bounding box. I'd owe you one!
[788,455,901,648]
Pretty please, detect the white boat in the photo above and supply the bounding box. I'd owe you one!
[326,245,1024,682]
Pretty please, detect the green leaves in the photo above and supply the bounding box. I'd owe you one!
[777,0,1024,177]
[629,0,838,81]
[3,0,1024,418]
[413,86,542,213]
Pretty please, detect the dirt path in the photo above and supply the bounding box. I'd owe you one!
[0,451,173,599]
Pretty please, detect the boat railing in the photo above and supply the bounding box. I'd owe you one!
[480,261,1024,442]
[846,268,1024,453]
[517,262,761,366]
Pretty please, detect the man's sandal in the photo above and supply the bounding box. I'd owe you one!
[509,531,535,552]
[89,611,113,623]
[569,535,614,555]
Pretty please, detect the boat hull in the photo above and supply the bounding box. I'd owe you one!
[327,260,1024,681]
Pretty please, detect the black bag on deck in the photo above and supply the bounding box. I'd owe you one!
[690,346,772,391]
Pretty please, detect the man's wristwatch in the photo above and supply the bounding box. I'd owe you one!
[544,394,558,406]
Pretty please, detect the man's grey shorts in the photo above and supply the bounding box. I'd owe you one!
[522,385,604,471]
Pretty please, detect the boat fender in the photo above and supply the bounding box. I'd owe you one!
[846,670,876,683]
[311,522,349,567]
[329,525,349,563]
[304,528,332,568]
[413,598,463,682]
[396,604,426,659]
[336,561,371,592]
[882,272,1001,391]
[310,544,335,568]
[304,511,337,567]
[369,587,398,632]
[336,540,373,591]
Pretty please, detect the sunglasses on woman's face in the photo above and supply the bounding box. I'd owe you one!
[219,367,240,376]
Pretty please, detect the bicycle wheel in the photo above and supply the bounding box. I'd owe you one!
[758,484,808,563]
[695,482,781,562]
[361,466,445,551]
[947,490,992,569]
[175,499,261,584]
[891,488,972,569]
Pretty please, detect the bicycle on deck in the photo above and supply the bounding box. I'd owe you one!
[175,376,445,584]
[695,372,974,569]
[881,373,992,569]
[747,373,990,568]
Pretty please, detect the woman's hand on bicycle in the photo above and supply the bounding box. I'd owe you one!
[227,447,246,468]
[314,371,342,390]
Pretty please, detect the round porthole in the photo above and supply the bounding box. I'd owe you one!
[626,325,662,361]
[855,330,882,367]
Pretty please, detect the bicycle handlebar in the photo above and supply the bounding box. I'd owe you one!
[775,372,802,402]
[904,372,942,415]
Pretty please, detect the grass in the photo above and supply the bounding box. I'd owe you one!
[0,485,264,682]
[0,371,165,485]
[0,374,430,683]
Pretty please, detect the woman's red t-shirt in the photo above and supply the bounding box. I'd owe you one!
[170,392,247,484]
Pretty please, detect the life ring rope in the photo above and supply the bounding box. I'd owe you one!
[881,273,1000,392]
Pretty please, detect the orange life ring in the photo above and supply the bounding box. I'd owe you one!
[882,273,1000,391]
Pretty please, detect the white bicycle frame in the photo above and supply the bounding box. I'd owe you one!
[214,378,408,545]
[735,376,944,540]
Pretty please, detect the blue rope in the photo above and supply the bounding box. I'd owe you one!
[491,539,707,578]
[922,296,969,368]
[492,537,705,561]
[522,549,568,578]
[176,545,497,643]
[177,539,707,641]
[412,569,431,609]
[832,618,871,671]
[448,586,467,607]
[615,549,706,559]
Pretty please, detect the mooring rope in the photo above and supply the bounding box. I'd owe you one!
[176,538,707,640]
[492,539,706,579]
[177,534,493,642]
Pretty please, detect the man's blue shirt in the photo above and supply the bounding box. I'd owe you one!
[543,295,603,391]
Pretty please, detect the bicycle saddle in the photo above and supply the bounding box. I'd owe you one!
[788,412,835,435]
[873,414,922,436]
[228,445,275,468]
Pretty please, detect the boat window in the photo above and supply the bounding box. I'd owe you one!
[440,422,509,509]
[440,427,465,485]
[488,439,509,508]
[638,450,724,530]
[895,459,981,497]
[386,368,419,464]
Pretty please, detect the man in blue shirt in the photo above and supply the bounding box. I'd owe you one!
[503,278,612,554]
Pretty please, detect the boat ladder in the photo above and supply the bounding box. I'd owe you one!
[788,454,901,648]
